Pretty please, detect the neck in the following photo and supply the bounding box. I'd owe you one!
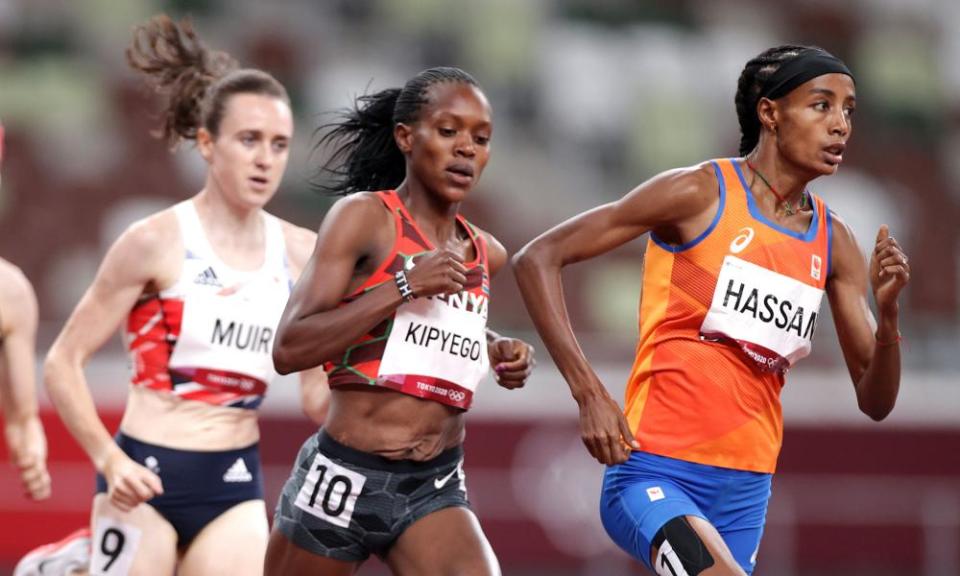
[746,147,813,203]
[396,179,462,245]
[194,183,261,234]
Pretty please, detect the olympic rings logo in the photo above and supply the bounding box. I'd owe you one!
[448,390,466,402]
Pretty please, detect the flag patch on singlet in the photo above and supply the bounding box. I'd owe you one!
[647,486,665,502]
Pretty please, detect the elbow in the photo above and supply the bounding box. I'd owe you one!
[43,347,68,394]
[511,241,549,281]
[859,399,895,422]
[273,337,330,375]
[272,347,297,375]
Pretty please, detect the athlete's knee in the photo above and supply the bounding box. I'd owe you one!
[650,516,731,576]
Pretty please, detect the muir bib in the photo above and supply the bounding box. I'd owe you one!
[700,255,824,373]
[125,200,291,409]
[168,286,286,399]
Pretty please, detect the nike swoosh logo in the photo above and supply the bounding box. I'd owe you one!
[433,466,460,490]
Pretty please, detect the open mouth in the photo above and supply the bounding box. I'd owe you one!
[249,175,269,188]
[824,143,846,164]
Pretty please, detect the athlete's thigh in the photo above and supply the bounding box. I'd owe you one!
[651,515,746,576]
[89,494,177,576]
[263,527,359,576]
[385,507,499,576]
[716,524,765,575]
[178,500,268,576]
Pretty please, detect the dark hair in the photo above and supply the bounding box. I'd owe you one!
[734,44,812,157]
[126,14,289,148]
[318,66,479,195]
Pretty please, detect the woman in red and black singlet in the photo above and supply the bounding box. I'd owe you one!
[515,46,910,575]
[42,15,328,576]
[267,67,534,575]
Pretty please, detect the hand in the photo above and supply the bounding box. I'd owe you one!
[5,416,51,500]
[869,225,910,314]
[488,337,535,389]
[405,249,468,298]
[578,392,640,465]
[102,449,163,512]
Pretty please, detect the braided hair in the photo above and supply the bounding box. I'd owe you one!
[318,67,479,195]
[733,45,811,156]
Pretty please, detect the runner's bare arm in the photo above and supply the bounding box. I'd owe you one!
[45,217,175,504]
[827,217,908,421]
[281,221,331,425]
[512,164,718,465]
[0,262,50,500]
[471,228,536,390]
[274,194,470,373]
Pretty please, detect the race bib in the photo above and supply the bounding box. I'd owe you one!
[700,256,824,372]
[295,452,368,529]
[169,284,285,393]
[90,518,142,575]
[377,291,489,409]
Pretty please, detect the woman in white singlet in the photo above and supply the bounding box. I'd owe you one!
[43,15,327,576]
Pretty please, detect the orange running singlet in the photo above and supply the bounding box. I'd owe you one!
[625,159,832,473]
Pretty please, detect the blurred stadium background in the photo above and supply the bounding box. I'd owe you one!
[1,0,959,574]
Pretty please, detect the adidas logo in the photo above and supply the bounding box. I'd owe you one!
[223,457,253,483]
[194,266,222,287]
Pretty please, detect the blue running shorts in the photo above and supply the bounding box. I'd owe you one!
[600,450,771,574]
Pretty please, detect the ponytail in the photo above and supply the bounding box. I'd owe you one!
[127,14,288,149]
[126,14,236,148]
[317,89,405,195]
[317,66,479,195]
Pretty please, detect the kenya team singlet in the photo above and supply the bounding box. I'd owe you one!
[326,190,490,410]
[625,159,832,473]
[125,200,291,409]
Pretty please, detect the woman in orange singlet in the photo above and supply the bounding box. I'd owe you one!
[514,46,909,576]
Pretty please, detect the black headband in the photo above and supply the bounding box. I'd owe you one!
[760,48,854,100]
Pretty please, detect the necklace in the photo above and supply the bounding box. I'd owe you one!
[745,160,808,217]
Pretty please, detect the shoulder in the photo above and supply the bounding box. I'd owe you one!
[0,259,36,308]
[620,161,718,210]
[826,209,865,280]
[828,209,861,255]
[99,206,182,287]
[329,191,392,223]
[277,219,317,274]
[317,191,394,250]
[614,160,720,227]
[0,259,37,335]
[469,224,507,275]
[637,161,717,203]
[114,207,180,257]
[828,208,854,240]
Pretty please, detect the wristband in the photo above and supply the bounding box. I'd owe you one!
[875,331,902,347]
[394,270,415,303]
